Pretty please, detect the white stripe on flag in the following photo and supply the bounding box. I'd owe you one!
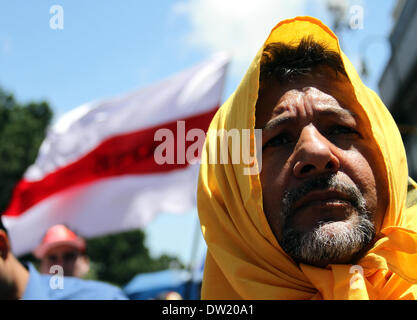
[4,165,200,256]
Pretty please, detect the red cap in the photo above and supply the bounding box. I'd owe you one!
[34,224,86,259]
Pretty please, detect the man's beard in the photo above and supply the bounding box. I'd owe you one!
[278,174,375,267]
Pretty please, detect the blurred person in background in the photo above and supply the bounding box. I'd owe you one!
[0,216,127,299]
[156,291,183,300]
[34,224,90,278]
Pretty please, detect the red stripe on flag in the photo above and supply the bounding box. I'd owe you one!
[4,107,217,217]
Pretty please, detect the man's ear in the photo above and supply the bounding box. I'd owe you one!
[0,230,10,260]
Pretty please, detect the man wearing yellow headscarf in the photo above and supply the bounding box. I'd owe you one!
[197,16,417,300]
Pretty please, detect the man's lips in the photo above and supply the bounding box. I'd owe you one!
[294,189,354,212]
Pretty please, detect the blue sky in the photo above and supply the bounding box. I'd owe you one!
[0,0,397,266]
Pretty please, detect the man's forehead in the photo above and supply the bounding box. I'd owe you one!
[261,87,356,128]
[256,72,361,126]
[272,86,352,113]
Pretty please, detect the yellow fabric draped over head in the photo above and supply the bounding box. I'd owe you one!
[197,16,417,300]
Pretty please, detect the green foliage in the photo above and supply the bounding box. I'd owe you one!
[0,87,53,212]
[85,229,185,287]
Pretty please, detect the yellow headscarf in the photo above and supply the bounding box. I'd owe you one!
[197,16,417,300]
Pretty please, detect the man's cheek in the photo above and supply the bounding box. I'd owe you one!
[340,149,373,180]
[260,154,292,203]
[341,149,378,207]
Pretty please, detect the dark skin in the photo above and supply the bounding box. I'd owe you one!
[256,67,389,266]
[0,230,29,299]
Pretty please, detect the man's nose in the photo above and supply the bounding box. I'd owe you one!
[292,125,340,178]
[56,256,65,267]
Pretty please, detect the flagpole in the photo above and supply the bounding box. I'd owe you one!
[189,212,201,271]
[184,210,201,299]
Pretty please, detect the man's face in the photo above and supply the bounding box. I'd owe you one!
[40,245,88,277]
[256,69,388,267]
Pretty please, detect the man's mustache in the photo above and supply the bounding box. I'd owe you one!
[281,174,366,220]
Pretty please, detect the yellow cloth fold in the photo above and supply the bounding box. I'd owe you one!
[197,16,417,300]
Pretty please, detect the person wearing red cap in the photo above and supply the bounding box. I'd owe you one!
[34,225,90,278]
[0,217,127,300]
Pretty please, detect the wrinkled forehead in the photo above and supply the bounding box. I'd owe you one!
[274,86,348,111]
[255,67,364,129]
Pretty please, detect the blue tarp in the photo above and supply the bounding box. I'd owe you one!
[123,269,202,300]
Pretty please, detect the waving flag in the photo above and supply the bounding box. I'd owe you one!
[3,53,230,256]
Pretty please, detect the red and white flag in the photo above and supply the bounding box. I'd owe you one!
[3,53,230,256]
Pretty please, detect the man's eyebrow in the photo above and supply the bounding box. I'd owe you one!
[318,106,357,119]
[262,107,357,131]
[263,116,293,130]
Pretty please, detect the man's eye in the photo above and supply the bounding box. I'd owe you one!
[63,252,78,262]
[48,256,58,264]
[264,133,292,149]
